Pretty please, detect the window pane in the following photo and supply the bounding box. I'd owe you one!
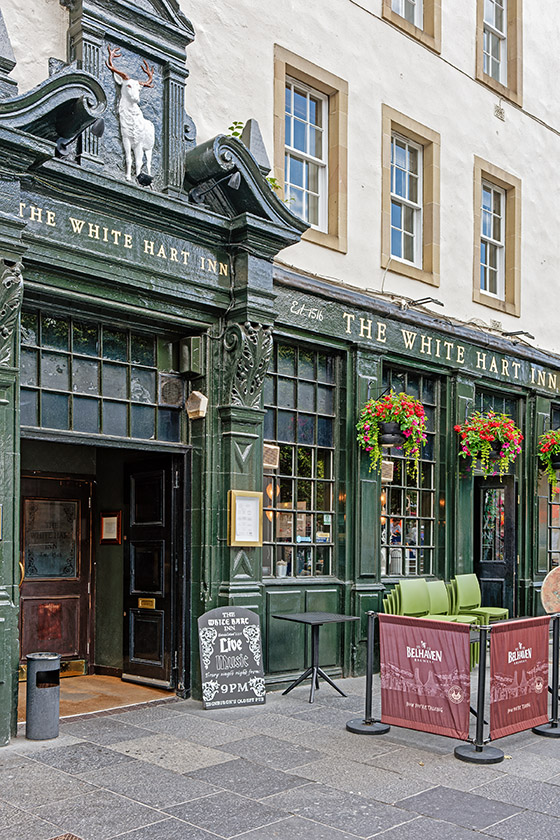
[278,345,296,376]
[284,115,291,147]
[317,416,333,447]
[158,408,180,442]
[293,120,306,153]
[21,389,38,426]
[131,333,155,366]
[72,358,99,394]
[277,410,296,441]
[298,414,315,444]
[293,89,307,119]
[42,392,69,430]
[279,445,293,475]
[309,127,322,159]
[73,396,100,433]
[131,368,155,403]
[308,194,319,226]
[318,354,335,383]
[298,381,315,411]
[103,328,128,361]
[21,312,38,346]
[299,350,315,379]
[103,363,128,399]
[21,349,38,386]
[103,400,128,436]
[42,316,68,351]
[131,404,155,439]
[307,162,319,193]
[297,447,313,478]
[73,321,98,356]
[41,352,69,390]
[317,385,334,414]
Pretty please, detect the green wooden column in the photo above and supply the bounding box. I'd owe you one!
[0,260,24,743]
[454,374,476,576]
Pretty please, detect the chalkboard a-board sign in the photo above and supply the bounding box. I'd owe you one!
[198,606,265,709]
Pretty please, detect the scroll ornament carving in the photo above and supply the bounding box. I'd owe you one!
[223,322,273,409]
[0,262,23,366]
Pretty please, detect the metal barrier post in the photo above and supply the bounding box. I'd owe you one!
[347,612,390,735]
[454,626,504,764]
[533,613,560,737]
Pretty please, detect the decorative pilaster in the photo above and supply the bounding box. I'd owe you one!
[223,322,273,409]
[163,62,189,194]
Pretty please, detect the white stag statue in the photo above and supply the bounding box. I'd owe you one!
[106,45,155,183]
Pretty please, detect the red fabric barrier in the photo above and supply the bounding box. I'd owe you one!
[489,616,550,739]
[379,614,471,740]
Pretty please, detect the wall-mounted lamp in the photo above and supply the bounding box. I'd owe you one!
[185,390,208,419]
[502,330,535,340]
[400,297,444,311]
[189,170,241,204]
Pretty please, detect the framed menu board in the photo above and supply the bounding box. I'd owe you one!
[228,490,263,547]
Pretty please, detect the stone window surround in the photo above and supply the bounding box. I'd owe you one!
[472,156,521,317]
[382,0,442,54]
[476,0,523,106]
[381,105,441,287]
[274,44,348,253]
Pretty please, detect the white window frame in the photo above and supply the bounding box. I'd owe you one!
[390,132,423,268]
[480,180,506,300]
[392,0,423,29]
[483,0,507,84]
[284,77,328,232]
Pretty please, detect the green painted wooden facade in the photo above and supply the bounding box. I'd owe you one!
[0,0,558,745]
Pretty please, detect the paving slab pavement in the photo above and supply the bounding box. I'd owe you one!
[1,674,559,839]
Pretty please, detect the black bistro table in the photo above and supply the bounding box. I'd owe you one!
[273,612,360,703]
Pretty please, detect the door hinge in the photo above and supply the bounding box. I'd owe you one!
[88,496,92,509]
[86,641,90,654]
[88,582,91,595]
[173,650,178,671]
[173,469,180,490]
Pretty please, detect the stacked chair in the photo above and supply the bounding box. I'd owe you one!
[449,573,508,624]
[383,577,480,667]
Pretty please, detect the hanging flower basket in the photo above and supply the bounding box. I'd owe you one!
[454,410,523,478]
[537,429,560,487]
[356,390,427,477]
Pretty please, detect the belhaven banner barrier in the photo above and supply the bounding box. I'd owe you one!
[379,614,471,739]
[489,616,550,739]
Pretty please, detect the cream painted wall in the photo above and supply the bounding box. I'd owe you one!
[2,0,559,353]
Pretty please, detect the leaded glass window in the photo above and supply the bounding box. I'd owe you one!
[263,344,343,577]
[20,311,182,443]
[380,368,443,577]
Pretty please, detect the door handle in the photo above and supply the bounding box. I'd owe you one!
[18,561,25,588]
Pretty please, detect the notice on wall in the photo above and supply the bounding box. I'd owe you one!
[379,614,471,740]
[489,616,550,739]
[198,606,265,709]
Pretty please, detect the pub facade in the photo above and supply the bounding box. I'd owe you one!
[0,0,558,743]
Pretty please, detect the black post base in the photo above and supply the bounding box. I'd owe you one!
[532,722,560,738]
[454,744,504,764]
[346,718,390,735]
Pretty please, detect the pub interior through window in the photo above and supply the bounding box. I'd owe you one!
[380,368,443,577]
[262,343,344,577]
[537,406,560,574]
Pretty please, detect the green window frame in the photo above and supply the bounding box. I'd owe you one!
[262,342,344,578]
[20,310,183,443]
[380,367,444,578]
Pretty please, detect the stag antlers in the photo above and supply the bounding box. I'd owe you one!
[105,45,154,87]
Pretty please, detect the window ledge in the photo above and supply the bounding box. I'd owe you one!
[303,227,347,253]
[473,289,520,317]
[382,2,442,54]
[381,253,440,287]
[476,72,522,107]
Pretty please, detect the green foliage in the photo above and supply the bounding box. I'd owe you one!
[356,391,427,478]
[537,429,560,488]
[455,411,523,478]
[227,121,245,138]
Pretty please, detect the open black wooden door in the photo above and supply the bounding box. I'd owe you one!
[474,475,517,618]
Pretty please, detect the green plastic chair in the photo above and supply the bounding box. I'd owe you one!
[453,574,508,623]
[398,578,458,622]
[426,580,478,626]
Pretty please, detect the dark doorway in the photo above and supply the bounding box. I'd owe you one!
[474,475,517,617]
[122,453,188,689]
[20,476,93,669]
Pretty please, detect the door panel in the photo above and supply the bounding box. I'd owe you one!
[20,477,92,666]
[123,458,181,687]
[474,476,516,617]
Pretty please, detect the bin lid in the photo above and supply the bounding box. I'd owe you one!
[26,652,61,661]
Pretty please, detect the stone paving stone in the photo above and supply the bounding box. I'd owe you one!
[0,811,62,840]
[111,817,219,839]
[487,749,560,782]
[108,733,236,773]
[80,758,219,807]
[289,706,360,729]
[164,790,285,837]
[237,814,368,839]
[368,746,506,791]
[289,755,434,803]
[30,740,134,775]
[280,727,401,764]
[221,734,325,769]
[109,704,190,727]
[471,774,560,816]
[396,785,522,830]
[266,781,416,837]
[34,789,163,840]
[136,712,250,746]
[481,809,560,839]
[187,757,310,799]
[60,717,155,746]
[375,814,489,839]
[378,726,458,756]
[228,712,324,741]
[0,760,97,808]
